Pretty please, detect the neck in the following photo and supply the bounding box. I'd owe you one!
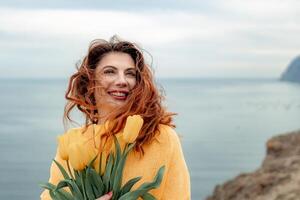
[96,108,111,125]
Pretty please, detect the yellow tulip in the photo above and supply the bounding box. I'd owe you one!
[122,115,144,144]
[57,131,84,160]
[93,151,108,174]
[70,131,85,143]
[109,133,126,154]
[116,133,126,152]
[68,142,86,171]
[57,134,70,160]
[82,141,98,166]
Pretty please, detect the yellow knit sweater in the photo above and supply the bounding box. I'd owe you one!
[40,124,191,200]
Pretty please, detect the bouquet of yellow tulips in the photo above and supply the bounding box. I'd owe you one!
[40,115,165,200]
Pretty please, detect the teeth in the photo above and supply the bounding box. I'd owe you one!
[110,92,126,97]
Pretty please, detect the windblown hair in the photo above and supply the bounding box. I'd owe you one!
[63,36,175,153]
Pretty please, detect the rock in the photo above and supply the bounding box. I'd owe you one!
[281,56,300,83]
[206,130,300,200]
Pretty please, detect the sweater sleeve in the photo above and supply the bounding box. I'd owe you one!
[161,128,191,200]
[40,132,72,200]
[40,147,69,200]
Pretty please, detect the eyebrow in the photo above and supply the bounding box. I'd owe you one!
[102,65,136,71]
[103,65,116,69]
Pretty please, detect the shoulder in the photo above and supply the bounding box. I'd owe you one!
[157,124,179,140]
[65,127,83,133]
[62,127,83,136]
[62,125,95,137]
[153,124,182,150]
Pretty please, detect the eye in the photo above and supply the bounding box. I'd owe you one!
[103,69,115,74]
[126,70,136,77]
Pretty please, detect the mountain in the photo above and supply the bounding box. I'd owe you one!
[206,130,300,200]
[280,56,300,82]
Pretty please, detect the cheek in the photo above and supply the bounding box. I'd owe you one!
[98,77,110,88]
[96,77,112,92]
[128,79,137,89]
[94,83,107,99]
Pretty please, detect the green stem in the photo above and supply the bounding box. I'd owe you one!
[99,153,102,176]
[66,160,75,180]
[81,171,87,200]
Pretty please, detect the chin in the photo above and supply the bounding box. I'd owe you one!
[107,100,126,110]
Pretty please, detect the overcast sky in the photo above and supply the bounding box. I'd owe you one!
[1,0,299,78]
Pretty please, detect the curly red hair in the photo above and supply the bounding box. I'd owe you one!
[63,36,175,153]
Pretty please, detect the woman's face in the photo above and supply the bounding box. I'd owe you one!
[94,52,137,119]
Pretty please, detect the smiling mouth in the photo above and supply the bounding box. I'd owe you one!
[107,91,129,101]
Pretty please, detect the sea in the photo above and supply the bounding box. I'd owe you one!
[0,78,299,199]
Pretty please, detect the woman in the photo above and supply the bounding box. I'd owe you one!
[40,36,190,200]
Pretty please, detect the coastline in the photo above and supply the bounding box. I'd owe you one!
[206,129,300,200]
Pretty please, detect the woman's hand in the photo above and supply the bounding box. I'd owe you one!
[96,191,113,200]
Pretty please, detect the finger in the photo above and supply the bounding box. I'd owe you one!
[96,191,113,200]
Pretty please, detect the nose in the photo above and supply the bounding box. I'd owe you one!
[115,72,128,87]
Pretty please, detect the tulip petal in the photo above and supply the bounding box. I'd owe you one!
[57,135,70,160]
[68,143,86,171]
[53,159,71,180]
[123,115,144,143]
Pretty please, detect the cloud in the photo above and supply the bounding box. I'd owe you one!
[0,2,299,78]
[0,0,214,12]
[0,8,228,45]
[217,0,300,20]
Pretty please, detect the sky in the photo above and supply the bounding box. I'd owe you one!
[0,0,300,78]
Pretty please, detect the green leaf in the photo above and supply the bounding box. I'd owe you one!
[103,153,114,193]
[53,159,71,180]
[92,184,102,198]
[56,180,70,190]
[90,168,104,195]
[137,166,165,192]
[39,182,56,191]
[54,189,73,200]
[111,136,123,199]
[119,166,165,200]
[42,183,72,200]
[53,191,71,200]
[56,189,73,200]
[40,182,73,200]
[88,154,98,167]
[112,143,135,198]
[118,189,146,200]
[124,143,135,155]
[85,167,96,200]
[49,190,59,200]
[119,176,142,196]
[142,192,156,200]
[110,136,121,185]
[56,179,84,200]
[80,170,87,200]
[74,170,83,193]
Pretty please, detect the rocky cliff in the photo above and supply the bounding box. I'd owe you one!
[281,56,300,83]
[206,130,300,200]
